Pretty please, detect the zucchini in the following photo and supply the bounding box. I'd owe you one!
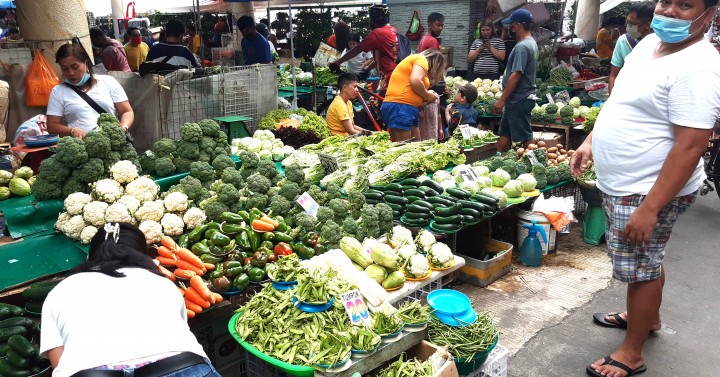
[0,317,34,330]
[411,200,434,211]
[365,199,380,205]
[435,202,462,217]
[432,223,462,231]
[406,195,423,203]
[0,304,24,318]
[384,183,403,192]
[460,215,478,223]
[426,196,454,206]
[417,186,440,197]
[433,215,462,224]
[392,210,402,218]
[21,283,58,301]
[5,349,28,369]
[7,335,37,359]
[401,185,417,192]
[403,218,431,227]
[363,191,384,201]
[458,200,489,213]
[384,195,408,206]
[483,211,496,218]
[404,211,430,219]
[406,203,431,214]
[420,179,444,193]
[0,359,30,377]
[473,193,500,206]
[0,343,9,357]
[23,302,43,314]
[404,189,427,198]
[0,326,27,342]
[385,202,405,212]
[399,178,420,187]
[369,184,386,191]
[459,208,483,218]
[446,187,471,200]
[381,189,403,197]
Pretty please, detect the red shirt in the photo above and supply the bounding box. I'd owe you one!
[418,33,440,52]
[359,25,398,79]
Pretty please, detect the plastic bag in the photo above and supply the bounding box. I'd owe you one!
[532,194,577,233]
[26,50,60,107]
[405,10,424,41]
[418,100,439,141]
[13,115,48,147]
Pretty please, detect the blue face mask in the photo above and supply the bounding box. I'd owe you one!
[651,12,707,43]
[65,72,90,87]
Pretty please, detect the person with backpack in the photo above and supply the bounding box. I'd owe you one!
[329,4,401,95]
[608,1,655,94]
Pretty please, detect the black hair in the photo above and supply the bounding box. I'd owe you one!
[348,33,361,44]
[601,16,615,28]
[127,26,139,35]
[187,25,196,33]
[89,27,105,40]
[369,4,389,26]
[260,18,270,27]
[237,15,255,31]
[628,1,656,22]
[428,13,444,24]
[55,43,96,86]
[166,19,185,37]
[338,72,358,88]
[705,0,719,8]
[69,223,161,278]
[7,27,18,35]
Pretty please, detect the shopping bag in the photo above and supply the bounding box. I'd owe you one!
[25,50,60,107]
[418,100,440,141]
[405,10,424,41]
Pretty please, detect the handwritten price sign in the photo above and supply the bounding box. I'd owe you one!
[339,289,371,325]
[458,165,478,182]
[297,192,320,218]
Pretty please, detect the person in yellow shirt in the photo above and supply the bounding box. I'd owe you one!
[381,49,446,141]
[187,25,201,54]
[326,73,369,136]
[124,27,149,72]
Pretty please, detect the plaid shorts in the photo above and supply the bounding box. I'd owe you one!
[602,191,697,283]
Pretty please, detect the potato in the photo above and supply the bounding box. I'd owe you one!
[547,147,558,153]
[517,148,525,155]
[539,146,547,151]
[567,149,575,156]
[559,149,567,155]
[557,155,566,162]
[556,144,564,149]
[527,144,538,150]
[537,140,546,147]
[547,152,558,160]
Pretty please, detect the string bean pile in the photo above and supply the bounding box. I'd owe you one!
[427,311,498,361]
[396,301,430,325]
[310,333,351,367]
[269,253,303,282]
[350,326,381,351]
[295,269,331,304]
[372,308,404,336]
[374,354,434,377]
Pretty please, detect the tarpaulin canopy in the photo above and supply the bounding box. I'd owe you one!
[0,0,14,9]
[600,0,642,14]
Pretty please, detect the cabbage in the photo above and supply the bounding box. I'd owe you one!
[247,139,262,153]
[260,140,274,151]
[569,96,581,108]
[282,145,295,156]
[440,180,456,191]
[238,137,253,150]
[517,173,537,192]
[271,147,285,161]
[481,187,508,208]
[432,170,452,183]
[272,139,284,149]
[573,108,581,118]
[476,176,492,190]
[253,129,275,140]
[459,180,480,194]
[451,164,470,177]
[502,179,524,198]
[578,106,591,118]
[473,165,490,176]
[489,168,511,187]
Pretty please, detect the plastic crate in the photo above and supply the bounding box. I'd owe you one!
[462,344,508,377]
[244,349,286,377]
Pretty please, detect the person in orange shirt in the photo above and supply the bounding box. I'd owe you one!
[596,17,622,59]
[186,25,200,54]
[326,73,369,136]
[380,49,446,141]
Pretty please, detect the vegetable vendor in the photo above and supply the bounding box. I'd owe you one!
[572,0,720,375]
[325,72,370,136]
[47,43,134,140]
[40,223,220,377]
[380,49,446,142]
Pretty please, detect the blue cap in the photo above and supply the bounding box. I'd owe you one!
[502,8,533,25]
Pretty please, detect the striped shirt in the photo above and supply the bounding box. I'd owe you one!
[470,38,505,75]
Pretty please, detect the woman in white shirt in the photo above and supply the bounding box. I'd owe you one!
[46,43,134,139]
[342,33,373,77]
[40,223,218,377]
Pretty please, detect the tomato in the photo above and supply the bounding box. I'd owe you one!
[274,242,293,256]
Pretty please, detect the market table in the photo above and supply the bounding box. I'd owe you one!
[531,122,575,146]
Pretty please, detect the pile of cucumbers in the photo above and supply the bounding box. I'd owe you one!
[362,178,501,233]
[0,303,50,376]
[21,280,61,314]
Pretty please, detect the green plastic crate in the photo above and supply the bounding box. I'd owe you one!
[213,115,252,140]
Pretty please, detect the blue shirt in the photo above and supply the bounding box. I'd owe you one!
[146,42,199,68]
[241,34,272,65]
[502,37,538,104]
[449,103,478,130]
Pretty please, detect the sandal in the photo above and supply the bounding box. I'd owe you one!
[586,355,647,377]
[593,312,627,329]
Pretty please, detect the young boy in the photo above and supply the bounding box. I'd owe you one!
[326,73,369,136]
[445,82,479,136]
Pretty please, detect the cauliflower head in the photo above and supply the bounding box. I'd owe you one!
[117,195,141,214]
[91,179,124,203]
[83,201,110,227]
[55,212,71,233]
[80,225,98,245]
[64,193,92,216]
[63,215,87,240]
[428,242,454,268]
[134,200,165,222]
[110,160,140,184]
[398,244,417,260]
[125,176,160,202]
[138,220,163,244]
[105,203,133,223]
[182,207,206,230]
[163,192,189,213]
[405,254,430,278]
[160,213,184,236]
[390,225,414,249]
[414,229,436,254]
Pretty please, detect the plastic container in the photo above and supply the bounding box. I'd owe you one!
[455,335,499,375]
[519,220,547,267]
[516,209,558,255]
[458,239,513,287]
[583,206,606,246]
[463,344,508,377]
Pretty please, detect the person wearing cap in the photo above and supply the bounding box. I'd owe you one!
[329,4,399,94]
[237,16,271,65]
[445,83,479,134]
[491,9,538,153]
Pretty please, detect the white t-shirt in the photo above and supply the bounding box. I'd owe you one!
[40,268,207,377]
[593,34,720,196]
[342,49,370,75]
[46,75,128,133]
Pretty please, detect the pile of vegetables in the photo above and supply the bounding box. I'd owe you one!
[374,355,435,377]
[451,128,499,150]
[530,99,585,125]
[0,300,52,375]
[396,300,430,325]
[276,65,302,88]
[582,105,603,133]
[545,65,574,87]
[427,310,498,361]
[141,119,232,178]
[371,307,404,336]
[350,326,381,352]
[271,126,322,149]
[258,108,331,140]
[314,67,339,87]
[231,130,295,162]
[33,114,140,201]
[0,167,34,200]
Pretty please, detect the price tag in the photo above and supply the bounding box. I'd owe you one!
[458,165,478,182]
[526,149,540,166]
[297,192,320,218]
[340,289,371,325]
[459,125,473,140]
[546,93,555,104]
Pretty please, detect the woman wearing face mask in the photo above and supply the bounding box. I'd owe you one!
[46,43,134,140]
[573,0,720,376]
[608,1,656,94]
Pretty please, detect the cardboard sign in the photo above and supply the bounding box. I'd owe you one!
[339,289,371,325]
[459,125,473,140]
[526,149,540,166]
[297,192,320,218]
[457,165,478,182]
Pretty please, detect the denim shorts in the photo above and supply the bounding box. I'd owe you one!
[602,191,696,283]
[498,97,534,142]
[94,358,220,377]
[381,102,419,131]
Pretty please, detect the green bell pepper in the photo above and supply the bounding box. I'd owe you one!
[206,222,221,231]
[209,244,225,256]
[221,212,246,224]
[209,232,231,247]
[233,273,250,291]
[220,222,245,234]
[303,232,319,247]
[248,267,266,282]
[200,254,224,264]
[224,266,244,279]
[313,244,326,255]
[235,231,251,251]
[191,242,211,256]
[272,232,293,243]
[188,224,208,242]
[293,243,315,259]
[177,235,190,249]
[260,241,274,250]
[237,210,251,223]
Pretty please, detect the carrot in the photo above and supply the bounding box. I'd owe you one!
[176,260,204,275]
[158,265,175,281]
[174,269,197,280]
[211,292,224,303]
[178,286,186,296]
[161,236,178,251]
[156,246,176,259]
[184,287,211,309]
[203,263,215,271]
[260,215,279,228]
[190,275,213,301]
[184,298,204,313]
[186,309,196,319]
[156,256,177,266]
[252,219,276,232]
[152,258,160,266]
[176,248,204,269]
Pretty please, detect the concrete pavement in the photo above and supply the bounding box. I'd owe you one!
[507,193,720,377]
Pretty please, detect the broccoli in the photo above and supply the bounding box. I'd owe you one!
[559,105,574,118]
[547,169,560,185]
[173,157,192,173]
[504,149,519,161]
[542,113,558,124]
[545,103,559,115]
[269,195,291,215]
[180,122,202,143]
[152,138,176,158]
[531,163,547,176]
[98,122,126,151]
[536,175,548,189]
[175,140,200,160]
[199,119,221,137]
[245,192,268,210]
[307,185,327,206]
[199,136,216,154]
[348,190,366,219]
[326,181,342,200]
[31,176,63,201]
[328,198,348,224]
[221,168,245,190]
[178,176,206,202]
[375,203,394,235]
[103,151,122,171]
[267,186,280,198]
[502,160,518,179]
[516,162,529,175]
[205,200,229,222]
[214,130,228,144]
[284,163,305,184]
[189,161,214,182]
[237,150,259,169]
[534,148,548,165]
[62,177,88,197]
[37,156,70,184]
[270,174,283,186]
[278,181,301,201]
[154,157,176,177]
[217,183,241,207]
[198,152,211,163]
[54,136,88,168]
[98,113,119,126]
[119,143,138,161]
[246,173,271,194]
[257,159,278,180]
[342,217,359,237]
[213,146,230,159]
[489,156,504,171]
[240,167,257,180]
[557,163,572,181]
[561,116,575,125]
[531,111,545,122]
[212,155,235,176]
[360,205,379,232]
[73,158,105,183]
[315,206,335,224]
[319,219,342,249]
[292,211,317,236]
[84,131,111,159]
[138,151,157,175]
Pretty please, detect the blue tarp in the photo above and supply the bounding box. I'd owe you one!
[0,1,14,9]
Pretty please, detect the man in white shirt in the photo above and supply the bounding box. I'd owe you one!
[572,0,720,376]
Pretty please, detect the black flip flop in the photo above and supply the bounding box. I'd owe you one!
[593,312,628,329]
[586,355,647,376]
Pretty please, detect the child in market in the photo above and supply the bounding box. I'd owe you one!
[445,82,479,137]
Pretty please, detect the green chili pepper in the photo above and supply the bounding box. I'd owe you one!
[293,243,315,259]
[248,230,260,251]
[272,232,294,243]
[221,212,245,224]
[177,234,190,249]
[205,229,219,239]
[206,222,220,231]
[221,222,245,234]
[200,253,224,264]
[191,242,211,256]
[237,210,251,223]
[223,239,236,252]
[209,232,231,246]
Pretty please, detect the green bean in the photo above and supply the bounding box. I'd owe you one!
[295,269,330,304]
[372,308,404,336]
[269,253,303,282]
[350,326,381,351]
[426,311,498,360]
[374,354,435,377]
[396,301,430,325]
